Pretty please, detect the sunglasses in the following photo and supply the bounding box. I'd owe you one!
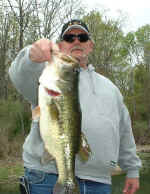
[62,33,90,43]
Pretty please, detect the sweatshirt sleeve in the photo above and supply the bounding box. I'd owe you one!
[9,46,44,106]
[118,100,142,178]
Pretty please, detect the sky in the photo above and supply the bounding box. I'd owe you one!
[84,0,150,33]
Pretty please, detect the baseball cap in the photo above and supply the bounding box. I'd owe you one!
[60,19,90,40]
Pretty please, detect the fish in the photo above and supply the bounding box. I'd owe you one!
[32,47,91,194]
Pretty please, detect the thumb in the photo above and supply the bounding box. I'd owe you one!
[51,42,60,53]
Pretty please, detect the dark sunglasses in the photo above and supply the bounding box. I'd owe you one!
[62,33,90,43]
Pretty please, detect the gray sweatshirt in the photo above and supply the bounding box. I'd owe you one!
[9,46,141,184]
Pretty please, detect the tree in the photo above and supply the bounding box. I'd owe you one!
[6,0,84,49]
[0,0,84,99]
[7,0,35,50]
[0,11,12,98]
[83,11,130,88]
[131,64,150,143]
[38,0,85,39]
[135,25,150,67]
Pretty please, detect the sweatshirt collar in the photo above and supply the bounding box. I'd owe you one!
[79,64,95,72]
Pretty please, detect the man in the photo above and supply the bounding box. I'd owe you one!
[9,19,141,194]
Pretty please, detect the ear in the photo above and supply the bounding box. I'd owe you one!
[88,40,94,53]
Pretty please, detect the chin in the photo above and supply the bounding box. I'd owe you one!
[72,52,82,58]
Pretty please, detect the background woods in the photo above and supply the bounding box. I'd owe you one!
[0,0,150,159]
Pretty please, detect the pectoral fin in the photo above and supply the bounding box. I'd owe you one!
[32,106,40,121]
[41,149,54,165]
[78,132,92,162]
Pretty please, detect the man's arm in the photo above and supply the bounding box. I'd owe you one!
[9,39,59,105]
[9,45,44,105]
[118,101,141,194]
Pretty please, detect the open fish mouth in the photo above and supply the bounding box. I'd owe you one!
[45,87,61,97]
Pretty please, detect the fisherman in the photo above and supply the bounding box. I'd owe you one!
[9,19,141,194]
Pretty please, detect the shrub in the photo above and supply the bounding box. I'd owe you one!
[0,99,31,159]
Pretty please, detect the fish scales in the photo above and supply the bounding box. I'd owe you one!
[50,67,81,193]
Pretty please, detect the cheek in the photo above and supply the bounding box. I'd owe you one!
[60,44,71,55]
[83,46,91,55]
[83,43,93,55]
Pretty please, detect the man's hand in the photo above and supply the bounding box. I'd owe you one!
[29,39,59,63]
[123,178,139,194]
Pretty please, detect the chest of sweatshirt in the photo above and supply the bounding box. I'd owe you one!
[78,68,121,140]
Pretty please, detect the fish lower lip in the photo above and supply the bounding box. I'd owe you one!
[45,88,60,96]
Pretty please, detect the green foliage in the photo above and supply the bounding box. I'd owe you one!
[83,11,125,73]
[0,99,31,158]
[125,64,150,144]
[132,120,149,144]
[134,64,150,119]
[112,167,150,194]
[0,99,31,138]
[135,25,150,44]
[1,3,150,146]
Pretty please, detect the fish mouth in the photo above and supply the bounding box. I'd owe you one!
[45,87,61,97]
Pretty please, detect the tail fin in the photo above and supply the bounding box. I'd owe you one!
[53,181,80,194]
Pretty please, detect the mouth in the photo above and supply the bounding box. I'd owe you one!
[45,88,61,97]
[71,49,83,53]
[71,46,84,53]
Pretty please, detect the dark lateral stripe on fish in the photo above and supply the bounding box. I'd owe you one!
[45,88,61,96]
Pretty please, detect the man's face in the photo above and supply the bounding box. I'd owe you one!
[59,28,94,68]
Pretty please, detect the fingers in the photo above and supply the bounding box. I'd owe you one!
[29,39,59,63]
[123,178,139,194]
[123,184,137,194]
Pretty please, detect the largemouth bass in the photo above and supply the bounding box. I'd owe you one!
[33,49,91,194]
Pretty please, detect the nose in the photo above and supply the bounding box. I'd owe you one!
[73,37,80,44]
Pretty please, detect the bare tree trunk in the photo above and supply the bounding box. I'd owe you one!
[0,11,11,99]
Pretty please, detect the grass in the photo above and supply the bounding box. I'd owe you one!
[112,152,150,194]
[0,158,24,193]
[0,153,150,194]
[112,169,150,194]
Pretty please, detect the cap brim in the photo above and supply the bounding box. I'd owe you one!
[61,25,89,37]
